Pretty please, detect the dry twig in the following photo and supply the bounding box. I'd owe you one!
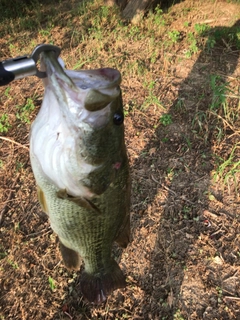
[0,136,29,150]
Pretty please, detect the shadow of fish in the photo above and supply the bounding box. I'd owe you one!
[30,51,131,304]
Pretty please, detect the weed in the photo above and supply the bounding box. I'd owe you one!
[153,6,165,26]
[174,99,186,113]
[142,80,164,109]
[48,276,56,291]
[173,309,185,320]
[162,137,169,143]
[185,32,199,57]
[168,30,180,43]
[127,25,141,40]
[159,114,172,126]
[76,0,89,15]
[39,28,51,37]
[16,98,35,124]
[206,35,217,51]
[7,259,18,269]
[149,50,158,64]
[0,246,7,259]
[216,286,223,303]
[183,206,191,218]
[209,75,229,110]
[184,136,192,150]
[213,144,240,192]
[194,23,210,35]
[4,87,10,97]
[16,161,24,172]
[192,111,207,131]
[166,167,175,181]
[0,114,11,133]
[210,25,240,50]
[73,59,94,69]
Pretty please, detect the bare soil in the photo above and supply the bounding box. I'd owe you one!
[0,1,240,319]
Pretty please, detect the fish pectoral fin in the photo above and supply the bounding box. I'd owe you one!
[56,189,69,199]
[56,189,101,213]
[37,185,49,214]
[115,214,130,248]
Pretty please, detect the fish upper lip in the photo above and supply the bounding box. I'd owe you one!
[41,51,121,93]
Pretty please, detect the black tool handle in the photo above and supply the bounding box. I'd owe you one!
[0,45,61,86]
[0,62,15,86]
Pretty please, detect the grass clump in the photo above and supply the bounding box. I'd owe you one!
[0,114,11,133]
[16,98,36,124]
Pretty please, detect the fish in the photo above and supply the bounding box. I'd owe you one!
[29,51,131,304]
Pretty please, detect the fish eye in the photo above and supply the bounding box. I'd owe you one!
[113,112,124,125]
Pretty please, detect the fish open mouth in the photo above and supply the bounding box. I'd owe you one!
[40,51,121,111]
[40,51,122,128]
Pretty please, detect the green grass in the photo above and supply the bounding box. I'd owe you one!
[0,114,11,133]
[16,98,36,124]
[0,246,7,259]
[213,144,240,192]
[7,259,18,269]
[48,276,56,291]
[159,114,173,126]
[209,75,229,110]
[168,30,181,43]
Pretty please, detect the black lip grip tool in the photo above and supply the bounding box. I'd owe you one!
[0,44,61,87]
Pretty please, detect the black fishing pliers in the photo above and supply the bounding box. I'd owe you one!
[0,44,61,87]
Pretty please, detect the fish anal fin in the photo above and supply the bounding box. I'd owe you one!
[59,241,81,270]
[115,215,130,248]
[37,185,49,213]
[56,189,101,213]
[80,260,126,304]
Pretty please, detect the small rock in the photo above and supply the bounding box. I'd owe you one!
[222,277,237,295]
[213,256,223,265]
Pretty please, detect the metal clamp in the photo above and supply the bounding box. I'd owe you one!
[31,44,61,78]
[0,44,61,86]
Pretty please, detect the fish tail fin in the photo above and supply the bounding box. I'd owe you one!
[80,260,126,304]
[59,241,81,270]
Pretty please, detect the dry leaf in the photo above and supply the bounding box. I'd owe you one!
[149,147,156,156]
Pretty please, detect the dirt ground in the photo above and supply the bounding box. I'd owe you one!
[0,0,240,319]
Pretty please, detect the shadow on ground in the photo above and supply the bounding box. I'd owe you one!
[129,20,240,318]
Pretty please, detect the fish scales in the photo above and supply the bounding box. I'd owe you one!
[30,51,130,304]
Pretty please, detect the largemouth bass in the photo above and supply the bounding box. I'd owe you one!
[30,51,130,304]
